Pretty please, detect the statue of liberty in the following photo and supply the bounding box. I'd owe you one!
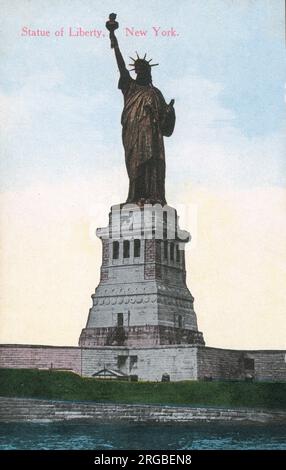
[106,14,175,206]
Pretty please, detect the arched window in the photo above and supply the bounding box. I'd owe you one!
[176,245,180,262]
[170,242,174,261]
[123,240,130,258]
[112,241,119,259]
[134,239,141,258]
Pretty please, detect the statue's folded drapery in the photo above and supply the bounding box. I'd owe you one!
[119,70,175,204]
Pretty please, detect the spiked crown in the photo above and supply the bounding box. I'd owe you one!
[128,52,159,72]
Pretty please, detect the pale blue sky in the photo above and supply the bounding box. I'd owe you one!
[1,1,286,348]
[0,0,285,192]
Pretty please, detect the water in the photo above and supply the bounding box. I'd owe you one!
[0,422,285,450]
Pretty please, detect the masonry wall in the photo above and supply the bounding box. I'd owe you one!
[1,344,285,382]
[1,397,285,424]
[0,344,197,381]
[0,345,82,375]
[197,347,244,380]
[81,346,197,381]
[197,347,286,382]
[245,351,286,382]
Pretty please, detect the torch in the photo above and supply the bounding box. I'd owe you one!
[105,13,119,48]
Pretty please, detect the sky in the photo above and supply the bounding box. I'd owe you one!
[0,0,285,349]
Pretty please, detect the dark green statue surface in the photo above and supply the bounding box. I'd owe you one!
[106,14,175,205]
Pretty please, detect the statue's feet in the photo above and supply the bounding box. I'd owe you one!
[125,197,167,207]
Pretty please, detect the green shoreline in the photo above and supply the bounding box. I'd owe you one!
[0,369,285,410]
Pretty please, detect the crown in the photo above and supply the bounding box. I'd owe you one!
[128,52,159,71]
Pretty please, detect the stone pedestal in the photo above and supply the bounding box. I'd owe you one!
[79,204,205,349]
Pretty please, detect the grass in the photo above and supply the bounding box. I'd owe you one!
[0,368,285,410]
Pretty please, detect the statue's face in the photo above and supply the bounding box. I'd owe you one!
[135,61,152,83]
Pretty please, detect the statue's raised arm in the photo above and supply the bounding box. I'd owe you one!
[105,13,127,75]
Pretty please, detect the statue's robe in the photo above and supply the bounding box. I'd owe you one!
[119,70,175,205]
